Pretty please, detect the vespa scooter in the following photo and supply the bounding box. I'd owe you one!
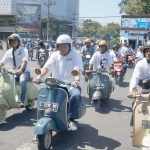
[0,67,38,124]
[129,83,150,149]
[33,69,86,150]
[85,58,114,111]
[82,54,91,82]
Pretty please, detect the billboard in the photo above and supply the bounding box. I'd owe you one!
[121,16,150,30]
[16,0,41,38]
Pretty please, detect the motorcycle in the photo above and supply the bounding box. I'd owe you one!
[113,59,124,87]
[35,46,48,68]
[129,85,150,150]
[33,69,86,150]
[82,55,91,82]
[28,48,33,61]
[0,67,38,124]
[85,58,114,111]
[128,55,135,69]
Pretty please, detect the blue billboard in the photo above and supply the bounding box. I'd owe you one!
[121,17,150,29]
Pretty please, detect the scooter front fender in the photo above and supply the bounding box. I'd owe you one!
[34,117,57,135]
[0,95,9,108]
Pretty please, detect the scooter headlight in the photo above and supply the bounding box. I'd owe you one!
[45,77,57,86]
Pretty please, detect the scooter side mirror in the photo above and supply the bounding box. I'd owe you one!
[71,70,79,76]
[35,69,41,75]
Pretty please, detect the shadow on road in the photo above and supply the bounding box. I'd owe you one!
[0,108,37,131]
[51,124,121,150]
[83,96,132,114]
[120,81,130,88]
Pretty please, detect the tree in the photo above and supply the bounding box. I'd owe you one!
[118,0,150,14]
[80,19,102,38]
[80,20,120,43]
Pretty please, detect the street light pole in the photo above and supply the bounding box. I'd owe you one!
[72,10,79,41]
[44,0,56,41]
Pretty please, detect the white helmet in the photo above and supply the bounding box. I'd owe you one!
[56,34,72,47]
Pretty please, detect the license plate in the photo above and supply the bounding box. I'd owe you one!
[39,102,59,112]
[142,120,150,129]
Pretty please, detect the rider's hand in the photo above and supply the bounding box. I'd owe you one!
[35,75,42,84]
[15,69,23,75]
[71,81,79,88]
[127,92,135,98]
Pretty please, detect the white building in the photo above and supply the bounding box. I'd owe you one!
[120,15,150,49]
[0,0,79,39]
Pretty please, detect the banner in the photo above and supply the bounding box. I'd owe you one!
[121,17,150,29]
[16,0,41,37]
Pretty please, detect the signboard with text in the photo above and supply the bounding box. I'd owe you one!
[16,0,41,37]
[121,15,150,30]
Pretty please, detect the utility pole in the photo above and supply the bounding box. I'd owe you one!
[44,0,56,41]
[72,10,79,41]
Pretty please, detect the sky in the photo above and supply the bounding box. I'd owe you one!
[79,0,122,25]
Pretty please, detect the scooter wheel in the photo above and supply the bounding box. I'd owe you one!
[37,131,52,150]
[0,104,7,124]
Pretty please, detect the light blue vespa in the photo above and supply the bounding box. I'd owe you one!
[34,69,86,150]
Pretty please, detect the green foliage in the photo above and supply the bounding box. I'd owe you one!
[119,0,150,14]
[81,19,102,37]
[80,20,120,42]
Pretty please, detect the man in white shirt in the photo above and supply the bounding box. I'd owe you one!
[128,41,150,96]
[110,44,128,75]
[35,34,84,130]
[128,42,150,125]
[89,40,114,73]
[89,40,114,92]
[135,46,144,63]
[0,34,30,108]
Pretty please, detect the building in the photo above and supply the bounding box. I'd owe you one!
[120,15,150,49]
[0,0,79,40]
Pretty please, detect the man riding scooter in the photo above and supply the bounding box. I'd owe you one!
[135,46,144,64]
[35,34,84,131]
[81,39,95,57]
[110,44,128,76]
[89,40,114,92]
[128,41,150,125]
[26,39,34,60]
[0,34,30,108]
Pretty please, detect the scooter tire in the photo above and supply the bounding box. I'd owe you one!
[93,100,100,112]
[37,131,52,150]
[0,104,7,124]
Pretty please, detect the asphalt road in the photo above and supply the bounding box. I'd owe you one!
[0,49,139,150]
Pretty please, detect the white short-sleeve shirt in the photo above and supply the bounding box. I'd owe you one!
[44,48,84,89]
[0,46,30,72]
[129,58,150,92]
[89,51,113,73]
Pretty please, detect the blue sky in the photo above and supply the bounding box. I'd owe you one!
[79,0,122,25]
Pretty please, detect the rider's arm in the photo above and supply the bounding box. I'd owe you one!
[39,67,49,79]
[0,51,9,66]
[89,64,93,70]
[89,53,96,70]
[129,63,141,92]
